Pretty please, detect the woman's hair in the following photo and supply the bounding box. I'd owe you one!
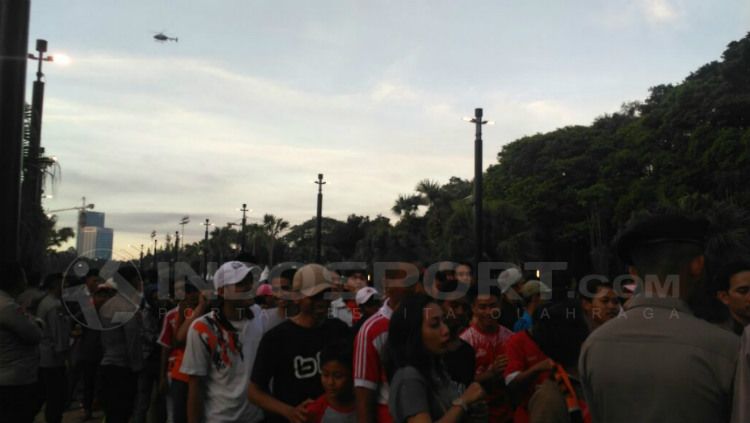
[384,293,443,382]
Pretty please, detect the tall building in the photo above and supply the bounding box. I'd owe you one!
[76,210,114,260]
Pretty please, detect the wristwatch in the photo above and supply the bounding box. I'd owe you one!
[451,398,468,412]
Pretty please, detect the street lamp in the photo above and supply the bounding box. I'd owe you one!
[179,216,190,244]
[464,108,493,270]
[314,174,326,263]
[238,204,251,253]
[201,218,214,279]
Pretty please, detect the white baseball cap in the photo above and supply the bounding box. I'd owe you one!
[213,261,256,292]
[355,286,379,306]
[497,267,523,293]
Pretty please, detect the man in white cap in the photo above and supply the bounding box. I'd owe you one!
[248,264,351,423]
[181,261,266,423]
[351,287,382,334]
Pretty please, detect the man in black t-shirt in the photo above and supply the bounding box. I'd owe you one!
[249,264,351,423]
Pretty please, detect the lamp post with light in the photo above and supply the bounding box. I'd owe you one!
[465,108,492,270]
[314,174,326,263]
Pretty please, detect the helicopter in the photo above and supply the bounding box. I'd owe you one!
[153,32,178,42]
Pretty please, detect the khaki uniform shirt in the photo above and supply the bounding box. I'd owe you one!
[579,295,739,423]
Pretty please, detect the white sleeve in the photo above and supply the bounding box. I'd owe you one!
[179,319,209,376]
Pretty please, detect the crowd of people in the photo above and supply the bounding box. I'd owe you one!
[1,211,750,423]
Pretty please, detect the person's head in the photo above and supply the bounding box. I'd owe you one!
[498,267,524,304]
[714,260,750,326]
[0,261,27,297]
[42,272,64,297]
[292,264,337,323]
[455,262,473,286]
[182,282,201,307]
[344,270,369,292]
[441,296,471,337]
[83,268,101,293]
[616,211,708,300]
[532,300,589,371]
[385,294,450,382]
[382,264,419,309]
[255,283,277,309]
[213,261,256,318]
[355,286,382,319]
[470,285,502,331]
[519,280,551,312]
[579,279,619,329]
[319,340,354,403]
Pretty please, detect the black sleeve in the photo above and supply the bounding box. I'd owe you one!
[250,328,278,392]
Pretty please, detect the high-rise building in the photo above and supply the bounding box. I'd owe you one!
[76,210,114,260]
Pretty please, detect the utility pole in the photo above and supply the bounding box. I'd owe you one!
[202,218,211,279]
[23,40,52,215]
[467,108,491,271]
[240,203,249,253]
[0,0,31,262]
[314,173,326,263]
[151,230,158,270]
[139,244,144,269]
[179,216,190,248]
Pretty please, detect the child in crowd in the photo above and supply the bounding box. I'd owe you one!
[306,340,356,423]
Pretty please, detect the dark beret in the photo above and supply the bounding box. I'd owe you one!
[615,213,709,265]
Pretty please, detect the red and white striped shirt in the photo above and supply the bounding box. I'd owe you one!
[353,300,393,423]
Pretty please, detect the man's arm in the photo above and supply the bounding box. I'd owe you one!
[176,295,207,344]
[505,358,554,394]
[355,387,376,423]
[247,382,308,423]
[0,305,42,344]
[187,375,204,423]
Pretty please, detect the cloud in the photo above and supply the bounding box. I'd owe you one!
[639,0,680,24]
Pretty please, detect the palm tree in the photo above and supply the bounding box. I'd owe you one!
[415,179,441,206]
[262,214,289,265]
[391,194,424,217]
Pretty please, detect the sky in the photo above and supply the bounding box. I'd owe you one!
[27,0,750,257]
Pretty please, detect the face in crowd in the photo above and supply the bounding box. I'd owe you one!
[581,284,620,327]
[455,264,472,286]
[717,269,750,325]
[321,359,353,402]
[220,276,255,317]
[472,293,501,330]
[421,302,451,355]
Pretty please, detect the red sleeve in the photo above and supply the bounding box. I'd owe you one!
[503,333,525,378]
[353,318,384,389]
[305,396,328,423]
[158,310,176,348]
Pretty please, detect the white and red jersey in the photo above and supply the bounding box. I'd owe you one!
[157,306,190,383]
[459,322,514,377]
[353,300,393,423]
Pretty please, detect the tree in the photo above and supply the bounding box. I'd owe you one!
[262,214,289,265]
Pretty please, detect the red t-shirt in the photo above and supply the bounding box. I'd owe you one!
[503,330,549,423]
[158,307,190,383]
[306,395,355,423]
[460,323,514,423]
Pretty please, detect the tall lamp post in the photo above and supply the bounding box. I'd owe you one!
[202,218,212,279]
[465,108,492,271]
[150,230,158,270]
[0,0,30,262]
[179,216,190,247]
[239,204,249,253]
[23,39,53,214]
[314,173,326,263]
